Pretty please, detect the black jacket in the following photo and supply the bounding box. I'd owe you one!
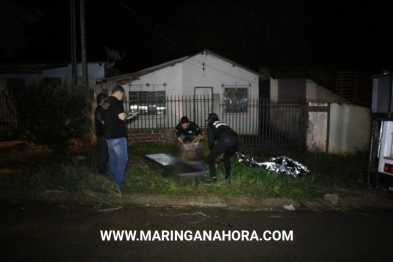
[207,120,237,149]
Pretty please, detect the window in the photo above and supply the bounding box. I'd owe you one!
[7,78,25,98]
[223,87,248,113]
[42,77,61,86]
[129,91,166,115]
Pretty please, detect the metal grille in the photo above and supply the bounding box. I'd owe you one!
[223,87,248,113]
[0,92,17,138]
[124,95,212,130]
[243,99,308,152]
[123,95,308,152]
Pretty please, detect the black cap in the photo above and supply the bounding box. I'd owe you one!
[206,112,218,121]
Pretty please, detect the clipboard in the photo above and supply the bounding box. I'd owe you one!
[126,111,140,120]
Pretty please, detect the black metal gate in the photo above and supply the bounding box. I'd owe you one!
[220,99,308,153]
[0,92,17,139]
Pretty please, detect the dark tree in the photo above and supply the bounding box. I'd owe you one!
[0,0,44,59]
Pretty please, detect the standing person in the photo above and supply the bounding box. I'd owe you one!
[94,93,108,176]
[205,113,240,183]
[101,86,128,187]
[175,116,203,144]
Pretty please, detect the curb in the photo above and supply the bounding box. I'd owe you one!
[0,190,300,210]
[2,190,392,210]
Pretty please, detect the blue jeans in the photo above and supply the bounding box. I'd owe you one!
[180,134,197,142]
[106,137,128,187]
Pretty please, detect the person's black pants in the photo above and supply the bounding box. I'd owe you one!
[97,136,109,175]
[207,134,239,179]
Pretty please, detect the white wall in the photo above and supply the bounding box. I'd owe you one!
[270,78,279,101]
[183,53,259,134]
[306,80,340,103]
[328,103,371,153]
[270,78,340,103]
[110,53,260,134]
[125,63,183,129]
[127,62,183,97]
[307,103,329,152]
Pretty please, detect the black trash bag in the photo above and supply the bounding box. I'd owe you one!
[236,152,309,177]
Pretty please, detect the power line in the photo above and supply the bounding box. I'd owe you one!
[114,0,203,56]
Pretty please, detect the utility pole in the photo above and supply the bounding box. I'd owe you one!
[70,0,77,85]
[80,0,88,85]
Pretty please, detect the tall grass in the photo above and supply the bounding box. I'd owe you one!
[14,143,370,202]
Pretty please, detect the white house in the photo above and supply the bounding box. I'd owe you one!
[0,62,110,96]
[99,50,268,134]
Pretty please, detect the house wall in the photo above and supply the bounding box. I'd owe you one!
[0,62,106,89]
[307,103,329,152]
[182,53,260,135]
[328,103,371,153]
[270,78,339,103]
[306,80,340,103]
[128,62,183,97]
[102,53,261,135]
[0,74,37,91]
[124,62,183,129]
[42,63,106,85]
[270,78,279,101]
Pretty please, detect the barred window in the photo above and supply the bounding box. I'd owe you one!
[7,78,25,99]
[42,77,61,86]
[129,91,166,115]
[223,87,248,113]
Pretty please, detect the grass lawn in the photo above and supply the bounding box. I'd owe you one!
[2,141,372,203]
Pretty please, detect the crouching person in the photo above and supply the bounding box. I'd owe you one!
[205,113,239,184]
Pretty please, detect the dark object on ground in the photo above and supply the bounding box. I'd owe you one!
[144,153,207,178]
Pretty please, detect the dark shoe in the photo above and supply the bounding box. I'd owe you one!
[204,177,217,184]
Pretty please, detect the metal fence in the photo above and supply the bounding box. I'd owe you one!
[123,95,308,152]
[0,92,308,151]
[0,92,17,139]
[123,95,213,130]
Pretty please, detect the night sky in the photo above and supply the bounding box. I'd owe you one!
[3,0,393,74]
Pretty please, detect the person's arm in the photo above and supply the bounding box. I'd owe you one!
[115,100,128,121]
[175,125,183,144]
[195,124,202,136]
[118,112,127,121]
[96,107,105,125]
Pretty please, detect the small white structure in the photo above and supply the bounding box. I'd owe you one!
[0,62,109,94]
[260,66,371,153]
[101,50,267,134]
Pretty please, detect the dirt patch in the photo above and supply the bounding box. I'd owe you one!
[0,140,94,188]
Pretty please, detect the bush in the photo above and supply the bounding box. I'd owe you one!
[14,82,87,154]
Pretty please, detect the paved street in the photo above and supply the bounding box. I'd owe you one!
[1,200,393,261]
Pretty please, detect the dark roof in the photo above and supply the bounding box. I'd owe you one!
[259,66,337,91]
[0,62,70,74]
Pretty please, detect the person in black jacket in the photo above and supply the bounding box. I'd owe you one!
[94,93,108,176]
[175,116,202,144]
[205,113,240,183]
